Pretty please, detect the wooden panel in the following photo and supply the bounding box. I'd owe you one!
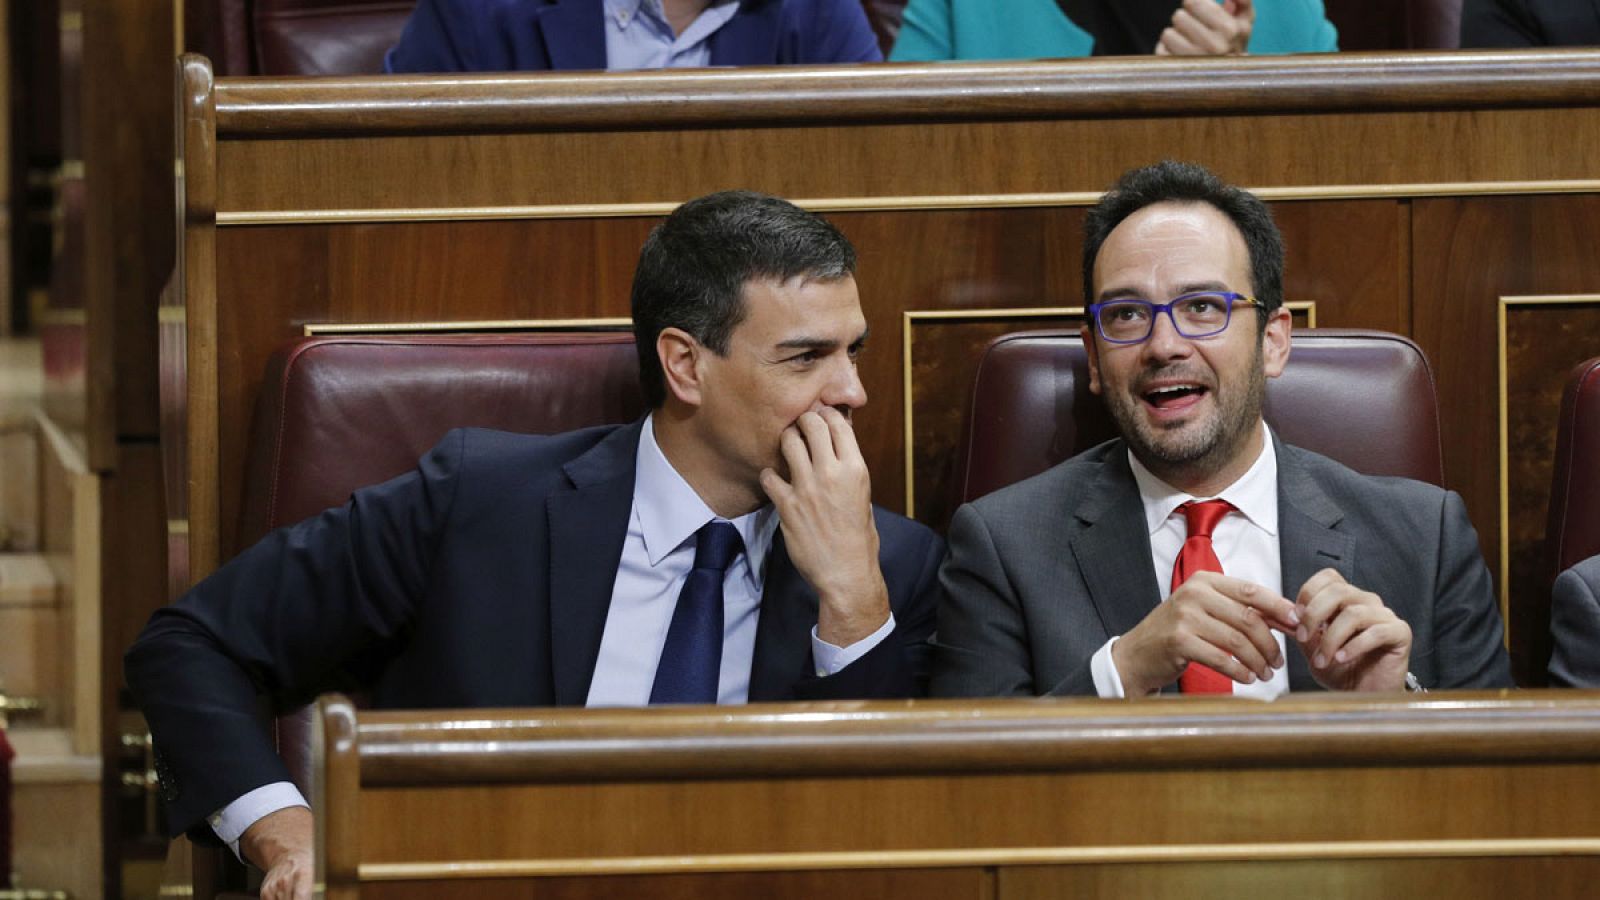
[1000,857,1600,899]
[1412,196,1600,683]
[364,869,991,900]
[11,776,102,898]
[305,694,1600,898]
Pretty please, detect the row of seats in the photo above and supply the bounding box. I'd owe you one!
[242,328,1597,633]
[192,0,1468,77]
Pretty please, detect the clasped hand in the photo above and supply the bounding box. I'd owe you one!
[759,407,889,647]
[1156,0,1254,57]
[1112,567,1412,696]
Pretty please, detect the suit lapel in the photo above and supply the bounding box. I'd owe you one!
[546,422,642,705]
[537,0,608,71]
[1069,450,1165,642]
[1275,438,1354,692]
[709,0,779,66]
[748,529,816,701]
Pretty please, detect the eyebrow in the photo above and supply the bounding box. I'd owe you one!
[1096,281,1233,302]
[775,327,870,353]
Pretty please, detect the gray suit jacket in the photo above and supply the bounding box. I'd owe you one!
[931,435,1513,697]
[1550,554,1600,687]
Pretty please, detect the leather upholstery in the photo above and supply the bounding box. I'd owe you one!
[196,0,414,75]
[863,0,909,54]
[957,329,1444,505]
[1547,357,1600,578]
[1407,0,1464,49]
[238,332,644,783]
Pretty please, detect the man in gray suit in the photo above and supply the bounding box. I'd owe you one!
[1550,555,1600,687]
[932,161,1512,699]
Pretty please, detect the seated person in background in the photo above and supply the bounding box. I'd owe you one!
[890,0,1337,62]
[126,191,943,900]
[932,160,1511,700]
[1460,0,1600,47]
[386,0,883,72]
[1549,554,1600,687]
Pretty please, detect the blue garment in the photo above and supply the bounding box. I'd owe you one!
[890,0,1338,62]
[601,0,741,70]
[385,0,884,73]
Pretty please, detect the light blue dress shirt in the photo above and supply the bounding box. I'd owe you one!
[603,0,742,70]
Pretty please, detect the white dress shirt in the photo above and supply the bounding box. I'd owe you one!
[1089,422,1290,700]
[213,414,893,851]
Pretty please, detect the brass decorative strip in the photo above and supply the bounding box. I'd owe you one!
[900,302,1314,512]
[359,837,1600,881]
[214,181,1600,227]
[157,306,187,324]
[1496,294,1600,638]
[303,318,632,336]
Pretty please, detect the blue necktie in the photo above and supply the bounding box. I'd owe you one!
[650,521,742,704]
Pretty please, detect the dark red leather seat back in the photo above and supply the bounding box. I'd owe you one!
[194,0,414,75]
[958,329,1444,505]
[240,332,644,544]
[1547,357,1600,579]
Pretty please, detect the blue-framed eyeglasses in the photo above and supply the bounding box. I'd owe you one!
[1087,291,1259,345]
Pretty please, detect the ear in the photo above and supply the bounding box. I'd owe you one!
[1260,307,1292,379]
[657,327,705,407]
[1081,324,1104,396]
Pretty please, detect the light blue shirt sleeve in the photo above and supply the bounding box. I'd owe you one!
[211,781,309,861]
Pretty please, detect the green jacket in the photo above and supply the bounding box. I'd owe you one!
[890,0,1338,61]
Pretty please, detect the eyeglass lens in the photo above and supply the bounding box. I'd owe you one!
[1097,293,1234,342]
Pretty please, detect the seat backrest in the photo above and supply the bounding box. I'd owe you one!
[1546,357,1600,578]
[1322,0,1462,50]
[240,332,644,545]
[193,0,414,75]
[958,329,1444,505]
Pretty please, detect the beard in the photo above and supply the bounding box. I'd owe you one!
[1103,339,1268,484]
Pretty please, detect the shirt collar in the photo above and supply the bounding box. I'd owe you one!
[604,0,737,29]
[636,414,777,584]
[1127,421,1280,537]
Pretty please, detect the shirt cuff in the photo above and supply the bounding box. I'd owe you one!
[1089,636,1128,699]
[810,613,896,677]
[210,781,309,862]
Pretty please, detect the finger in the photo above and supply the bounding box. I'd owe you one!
[1331,619,1409,667]
[1193,572,1299,630]
[760,467,795,508]
[1294,568,1348,636]
[818,406,865,466]
[1314,603,1379,668]
[778,426,813,485]
[1169,8,1233,56]
[295,868,314,900]
[1182,0,1237,30]
[1157,27,1201,56]
[795,410,837,465]
[1198,595,1283,676]
[1177,625,1264,685]
[1298,581,1373,644]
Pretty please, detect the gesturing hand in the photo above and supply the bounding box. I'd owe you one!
[760,407,889,647]
[1112,571,1299,697]
[1156,0,1254,56]
[1294,568,1412,692]
[241,805,314,900]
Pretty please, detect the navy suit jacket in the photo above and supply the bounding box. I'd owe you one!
[384,0,884,72]
[126,421,943,839]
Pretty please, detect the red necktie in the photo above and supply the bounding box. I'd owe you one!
[1171,499,1236,694]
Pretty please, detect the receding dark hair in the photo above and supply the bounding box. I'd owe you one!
[1082,161,1284,330]
[631,190,857,408]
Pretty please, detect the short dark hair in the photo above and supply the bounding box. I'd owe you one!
[631,190,857,408]
[1082,161,1284,329]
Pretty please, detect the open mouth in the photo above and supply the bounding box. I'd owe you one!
[1142,383,1209,413]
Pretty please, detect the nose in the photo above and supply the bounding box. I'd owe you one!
[823,357,868,412]
[1141,307,1194,362]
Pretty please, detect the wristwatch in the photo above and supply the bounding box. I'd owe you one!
[1403,671,1426,693]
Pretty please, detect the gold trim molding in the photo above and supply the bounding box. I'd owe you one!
[901,302,1316,513]
[1496,294,1600,637]
[359,836,1600,881]
[303,317,632,336]
[216,181,1600,227]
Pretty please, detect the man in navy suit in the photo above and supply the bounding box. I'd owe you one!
[384,0,883,73]
[126,191,942,900]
